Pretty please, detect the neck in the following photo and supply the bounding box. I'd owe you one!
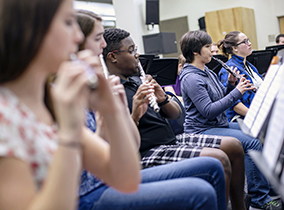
[2,61,52,124]
[234,53,247,64]
[190,60,205,71]
[106,63,130,81]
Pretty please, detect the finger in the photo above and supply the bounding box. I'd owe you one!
[77,49,94,60]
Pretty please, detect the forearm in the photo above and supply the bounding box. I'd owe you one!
[159,100,181,119]
[195,88,242,119]
[126,109,141,149]
[99,103,141,192]
[233,102,248,117]
[30,148,81,210]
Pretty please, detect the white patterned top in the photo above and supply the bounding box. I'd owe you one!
[0,87,58,189]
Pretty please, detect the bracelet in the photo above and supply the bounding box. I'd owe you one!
[58,141,82,149]
[158,94,170,107]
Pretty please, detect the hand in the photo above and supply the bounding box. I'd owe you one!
[131,83,154,124]
[77,50,103,75]
[108,75,128,108]
[52,60,91,141]
[228,66,243,85]
[145,75,166,103]
[236,77,256,94]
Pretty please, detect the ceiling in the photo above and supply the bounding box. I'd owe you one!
[76,0,113,4]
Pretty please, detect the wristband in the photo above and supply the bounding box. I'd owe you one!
[158,94,170,107]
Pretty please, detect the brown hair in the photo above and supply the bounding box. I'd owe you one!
[0,0,64,83]
[218,31,241,57]
[76,10,102,51]
[178,54,186,67]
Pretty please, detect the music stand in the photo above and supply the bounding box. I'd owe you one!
[247,50,274,76]
[205,55,228,75]
[266,44,284,56]
[146,58,178,86]
[139,54,159,72]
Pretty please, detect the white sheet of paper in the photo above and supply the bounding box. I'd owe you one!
[243,63,283,137]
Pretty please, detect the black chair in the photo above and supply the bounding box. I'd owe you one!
[166,91,185,135]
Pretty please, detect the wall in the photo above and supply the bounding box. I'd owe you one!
[113,0,160,54]
[159,0,284,50]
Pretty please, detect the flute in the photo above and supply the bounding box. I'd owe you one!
[137,62,160,112]
[99,54,109,79]
[70,53,98,89]
[212,56,242,79]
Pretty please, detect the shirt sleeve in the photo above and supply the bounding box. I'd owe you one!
[184,74,242,120]
[0,109,29,162]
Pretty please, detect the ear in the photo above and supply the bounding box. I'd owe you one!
[232,46,238,52]
[107,52,117,63]
[193,51,198,56]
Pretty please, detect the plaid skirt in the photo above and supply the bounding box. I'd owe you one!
[141,133,222,169]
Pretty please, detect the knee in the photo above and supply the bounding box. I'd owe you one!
[220,137,244,161]
[200,148,232,178]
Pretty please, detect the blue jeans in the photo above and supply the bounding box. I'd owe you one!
[200,122,272,207]
[81,157,226,210]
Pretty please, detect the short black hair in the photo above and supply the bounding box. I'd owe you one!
[276,34,284,44]
[180,30,212,63]
[103,28,130,59]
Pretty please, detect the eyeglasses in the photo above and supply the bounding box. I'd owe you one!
[236,38,250,46]
[110,46,138,55]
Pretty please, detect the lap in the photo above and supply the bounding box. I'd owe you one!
[91,177,217,210]
[141,133,222,169]
[200,124,262,152]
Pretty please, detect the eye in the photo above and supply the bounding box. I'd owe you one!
[65,19,73,26]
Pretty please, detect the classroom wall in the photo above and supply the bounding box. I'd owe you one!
[159,0,284,50]
[77,0,284,52]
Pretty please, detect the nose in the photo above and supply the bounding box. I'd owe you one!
[101,37,107,49]
[74,23,84,44]
[134,52,139,59]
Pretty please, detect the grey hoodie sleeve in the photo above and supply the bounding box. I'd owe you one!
[183,74,242,120]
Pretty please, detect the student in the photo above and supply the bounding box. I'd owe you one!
[179,30,282,210]
[76,10,227,210]
[218,31,263,122]
[0,0,141,209]
[276,34,284,45]
[102,27,250,210]
[211,42,219,55]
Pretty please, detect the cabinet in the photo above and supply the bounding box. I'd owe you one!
[205,7,258,49]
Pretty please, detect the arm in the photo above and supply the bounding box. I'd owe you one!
[83,72,141,192]
[233,102,248,117]
[0,60,90,210]
[164,86,183,103]
[95,75,140,149]
[184,74,243,120]
[82,98,141,192]
[147,75,181,119]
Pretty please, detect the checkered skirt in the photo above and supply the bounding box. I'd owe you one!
[141,133,222,169]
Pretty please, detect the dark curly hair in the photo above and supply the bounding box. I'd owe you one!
[180,30,212,63]
[102,28,130,60]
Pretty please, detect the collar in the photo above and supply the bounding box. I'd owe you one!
[120,76,141,86]
[231,54,246,66]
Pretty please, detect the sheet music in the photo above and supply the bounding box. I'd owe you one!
[243,61,284,137]
[263,82,284,172]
